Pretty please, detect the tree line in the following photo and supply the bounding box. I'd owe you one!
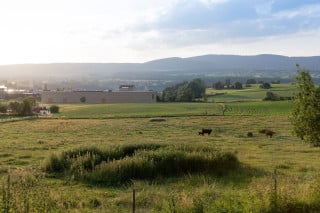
[161,78,206,102]
[0,97,59,116]
[0,97,36,116]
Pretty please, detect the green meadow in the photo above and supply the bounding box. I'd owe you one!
[1,84,320,212]
[54,101,292,119]
[207,83,296,102]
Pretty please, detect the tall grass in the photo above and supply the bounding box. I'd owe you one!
[44,143,165,176]
[0,170,56,213]
[44,143,239,186]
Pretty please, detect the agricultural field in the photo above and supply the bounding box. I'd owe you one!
[206,83,296,102]
[53,101,292,119]
[0,89,320,212]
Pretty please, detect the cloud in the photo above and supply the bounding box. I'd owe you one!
[1,0,320,64]
[117,0,320,52]
[275,3,320,19]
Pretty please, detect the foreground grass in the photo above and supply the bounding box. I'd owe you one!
[44,143,239,186]
[1,101,320,212]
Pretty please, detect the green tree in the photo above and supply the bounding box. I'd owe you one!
[162,87,176,102]
[260,82,271,89]
[233,82,243,89]
[188,78,206,98]
[263,91,280,101]
[8,97,36,116]
[80,96,86,103]
[0,103,7,113]
[212,81,224,90]
[162,79,206,102]
[49,105,60,113]
[21,98,33,116]
[9,101,23,114]
[291,66,320,146]
[246,79,256,84]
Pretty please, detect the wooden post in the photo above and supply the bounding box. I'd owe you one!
[132,188,136,213]
[273,169,278,209]
[274,169,277,192]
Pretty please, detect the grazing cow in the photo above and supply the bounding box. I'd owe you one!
[259,129,275,138]
[265,130,275,138]
[247,132,253,137]
[199,128,212,136]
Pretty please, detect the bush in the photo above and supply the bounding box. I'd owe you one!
[260,82,271,89]
[8,97,35,116]
[0,103,7,113]
[263,91,280,101]
[44,143,240,186]
[49,105,59,113]
[43,143,165,176]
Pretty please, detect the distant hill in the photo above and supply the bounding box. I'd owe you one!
[143,54,320,72]
[0,54,319,82]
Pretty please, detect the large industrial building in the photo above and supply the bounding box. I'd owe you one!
[40,88,157,104]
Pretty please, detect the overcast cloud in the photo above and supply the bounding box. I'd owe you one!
[0,0,319,64]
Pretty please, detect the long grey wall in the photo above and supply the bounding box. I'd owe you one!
[41,91,157,104]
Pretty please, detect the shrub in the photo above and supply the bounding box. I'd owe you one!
[43,143,165,176]
[0,103,7,113]
[8,97,35,116]
[263,91,280,101]
[49,105,59,113]
[44,143,240,186]
[260,82,271,89]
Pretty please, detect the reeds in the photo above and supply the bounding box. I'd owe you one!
[44,143,239,186]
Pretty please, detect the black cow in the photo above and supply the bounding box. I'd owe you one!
[199,128,212,136]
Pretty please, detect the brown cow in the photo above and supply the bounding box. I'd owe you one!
[259,129,275,138]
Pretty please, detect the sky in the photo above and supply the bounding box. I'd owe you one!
[0,0,320,65]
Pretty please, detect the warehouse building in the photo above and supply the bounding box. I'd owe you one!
[40,90,157,104]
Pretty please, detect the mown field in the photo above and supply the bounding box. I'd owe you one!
[0,83,319,212]
[53,101,292,119]
[206,83,296,102]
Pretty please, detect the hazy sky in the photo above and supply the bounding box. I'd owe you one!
[1,0,320,65]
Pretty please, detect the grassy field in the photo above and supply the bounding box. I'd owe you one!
[51,100,292,119]
[206,83,296,102]
[1,97,320,212]
[0,83,319,212]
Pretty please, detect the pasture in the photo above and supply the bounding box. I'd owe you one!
[206,83,296,102]
[1,100,320,212]
[53,101,292,119]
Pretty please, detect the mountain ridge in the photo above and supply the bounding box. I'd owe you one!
[0,54,319,80]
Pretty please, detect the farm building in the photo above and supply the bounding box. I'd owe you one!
[40,90,157,104]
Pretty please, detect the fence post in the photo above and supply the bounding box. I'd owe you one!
[272,169,278,210]
[132,188,136,213]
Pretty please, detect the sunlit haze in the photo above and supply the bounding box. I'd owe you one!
[1,0,320,65]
